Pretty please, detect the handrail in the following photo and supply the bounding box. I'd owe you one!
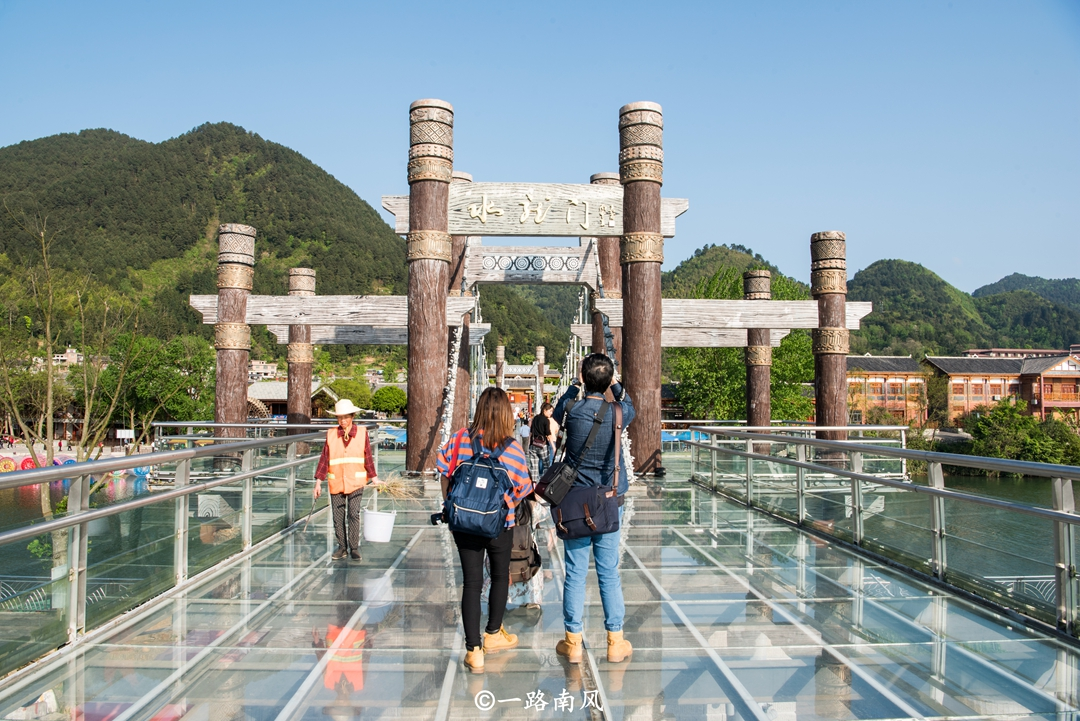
[0,455,318,547]
[683,438,1080,525]
[694,427,1080,481]
[0,432,323,491]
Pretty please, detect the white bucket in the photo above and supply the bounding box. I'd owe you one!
[363,509,396,543]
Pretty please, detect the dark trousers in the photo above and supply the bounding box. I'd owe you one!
[453,527,514,650]
[330,488,363,551]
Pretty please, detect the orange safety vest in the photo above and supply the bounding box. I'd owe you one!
[323,625,365,691]
[325,426,368,495]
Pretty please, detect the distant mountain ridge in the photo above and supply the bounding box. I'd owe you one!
[848,260,1080,356]
[974,273,1080,314]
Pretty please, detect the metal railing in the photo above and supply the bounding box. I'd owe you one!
[0,430,326,679]
[688,426,1080,636]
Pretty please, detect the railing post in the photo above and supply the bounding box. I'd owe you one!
[1052,477,1076,634]
[796,443,806,525]
[900,426,908,478]
[690,433,697,477]
[850,451,863,545]
[67,473,90,644]
[241,449,254,550]
[710,434,717,491]
[286,442,297,526]
[929,462,947,580]
[745,438,754,504]
[173,459,191,585]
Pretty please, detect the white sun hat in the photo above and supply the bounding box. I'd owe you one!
[331,399,362,416]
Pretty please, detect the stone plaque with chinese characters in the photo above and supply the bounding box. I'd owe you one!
[449,183,624,236]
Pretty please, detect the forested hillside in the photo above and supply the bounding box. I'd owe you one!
[662,243,785,297]
[0,124,407,346]
[974,273,1080,314]
[849,260,1080,356]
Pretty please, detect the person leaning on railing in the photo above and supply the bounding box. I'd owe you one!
[314,399,379,561]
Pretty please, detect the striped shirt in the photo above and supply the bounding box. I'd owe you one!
[437,428,533,528]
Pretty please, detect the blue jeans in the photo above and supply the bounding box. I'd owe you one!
[562,506,624,633]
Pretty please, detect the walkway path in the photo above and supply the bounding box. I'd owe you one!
[1,479,1078,720]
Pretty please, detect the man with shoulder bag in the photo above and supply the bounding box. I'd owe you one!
[548,353,635,665]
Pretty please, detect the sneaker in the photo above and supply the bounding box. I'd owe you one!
[350,549,362,561]
[331,547,348,560]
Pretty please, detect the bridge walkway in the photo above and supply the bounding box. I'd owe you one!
[2,478,1078,720]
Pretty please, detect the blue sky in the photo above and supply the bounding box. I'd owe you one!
[0,0,1077,292]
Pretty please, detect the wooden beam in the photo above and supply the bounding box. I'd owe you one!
[571,325,790,347]
[265,323,491,346]
[465,241,599,289]
[189,295,476,326]
[591,299,872,330]
[382,191,688,237]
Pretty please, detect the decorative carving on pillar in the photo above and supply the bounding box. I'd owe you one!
[619,102,663,186]
[745,345,773,366]
[287,343,314,363]
[287,268,316,296]
[620,232,664,264]
[407,230,453,262]
[217,224,256,266]
[216,264,254,291]
[408,99,454,185]
[812,328,850,355]
[214,322,251,350]
[743,269,772,300]
[811,269,848,296]
[589,172,621,186]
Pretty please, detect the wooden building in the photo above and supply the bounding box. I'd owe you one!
[846,356,926,424]
[924,353,1080,424]
[247,381,338,419]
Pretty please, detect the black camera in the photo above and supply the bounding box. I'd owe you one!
[430,511,447,526]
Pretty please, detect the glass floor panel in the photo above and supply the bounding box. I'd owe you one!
[2,479,1080,720]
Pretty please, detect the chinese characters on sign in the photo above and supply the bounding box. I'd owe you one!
[450,183,624,237]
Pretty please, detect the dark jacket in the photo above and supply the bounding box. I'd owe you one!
[553,382,635,495]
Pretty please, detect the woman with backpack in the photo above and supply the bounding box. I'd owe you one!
[436,387,534,674]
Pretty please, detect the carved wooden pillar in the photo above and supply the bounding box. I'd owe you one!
[448,171,472,431]
[535,346,545,413]
[286,268,315,436]
[744,270,772,429]
[589,172,622,363]
[619,102,664,474]
[495,346,505,391]
[812,231,849,440]
[406,99,453,473]
[214,223,255,440]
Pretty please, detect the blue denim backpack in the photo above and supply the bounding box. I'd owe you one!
[444,436,512,538]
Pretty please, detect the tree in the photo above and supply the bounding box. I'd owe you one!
[670,267,814,420]
[372,386,407,416]
[329,378,371,410]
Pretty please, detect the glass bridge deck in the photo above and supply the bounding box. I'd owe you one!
[2,479,1078,720]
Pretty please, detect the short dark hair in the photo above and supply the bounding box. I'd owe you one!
[582,354,614,393]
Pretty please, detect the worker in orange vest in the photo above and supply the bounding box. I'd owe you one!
[314,399,378,561]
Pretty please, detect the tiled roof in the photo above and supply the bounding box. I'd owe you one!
[846,356,922,374]
[924,357,1023,375]
[1020,355,1074,374]
[247,380,337,402]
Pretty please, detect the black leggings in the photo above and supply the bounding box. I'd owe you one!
[453,527,514,650]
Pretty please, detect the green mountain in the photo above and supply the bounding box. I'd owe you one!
[849,260,1080,356]
[0,124,408,343]
[972,289,1080,350]
[477,285,569,362]
[662,243,785,297]
[974,273,1080,314]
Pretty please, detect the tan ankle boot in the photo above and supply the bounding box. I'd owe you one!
[463,647,485,674]
[556,631,583,664]
[607,630,632,663]
[483,626,518,654]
